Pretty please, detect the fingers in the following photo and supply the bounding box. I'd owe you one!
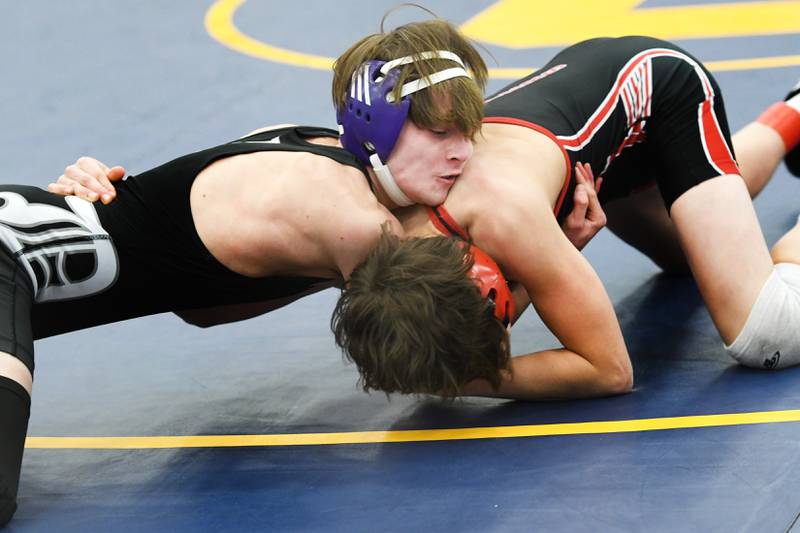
[107,166,126,183]
[56,157,122,204]
[574,163,598,190]
[73,156,118,199]
[565,184,589,227]
[46,183,73,196]
[93,160,126,184]
[574,163,605,224]
[72,182,105,203]
[584,184,605,227]
[573,163,587,185]
[48,179,100,203]
[580,162,595,183]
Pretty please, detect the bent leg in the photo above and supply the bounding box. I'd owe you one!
[605,121,787,274]
[0,251,36,526]
[604,184,690,274]
[670,175,775,344]
[611,56,800,364]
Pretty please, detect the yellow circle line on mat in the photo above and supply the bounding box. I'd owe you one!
[26,408,800,449]
[205,0,800,77]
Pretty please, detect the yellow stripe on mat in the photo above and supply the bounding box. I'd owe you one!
[26,409,800,449]
[205,0,800,77]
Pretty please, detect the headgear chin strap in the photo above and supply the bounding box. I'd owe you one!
[466,245,514,328]
[337,50,472,206]
[369,154,414,206]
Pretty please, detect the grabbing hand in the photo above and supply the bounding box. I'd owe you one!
[48,157,125,204]
[561,162,606,250]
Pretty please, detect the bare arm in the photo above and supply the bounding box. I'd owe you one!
[504,163,604,324]
[47,125,293,203]
[464,188,632,400]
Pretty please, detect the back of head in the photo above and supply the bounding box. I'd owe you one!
[332,18,488,140]
[331,230,510,398]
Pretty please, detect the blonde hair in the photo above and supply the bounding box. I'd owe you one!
[332,19,488,138]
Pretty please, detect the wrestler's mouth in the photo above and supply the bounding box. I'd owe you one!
[439,174,459,182]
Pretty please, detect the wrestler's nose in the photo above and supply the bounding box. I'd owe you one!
[447,135,473,163]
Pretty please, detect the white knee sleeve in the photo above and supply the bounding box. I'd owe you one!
[725,263,800,369]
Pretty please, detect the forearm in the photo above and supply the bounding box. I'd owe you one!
[460,348,633,401]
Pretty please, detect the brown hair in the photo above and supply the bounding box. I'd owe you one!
[332,229,510,398]
[332,19,488,138]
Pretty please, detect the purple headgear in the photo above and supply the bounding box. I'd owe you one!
[337,60,408,166]
[337,51,472,206]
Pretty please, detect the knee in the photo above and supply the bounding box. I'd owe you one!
[725,263,800,369]
[770,217,800,264]
[0,352,33,396]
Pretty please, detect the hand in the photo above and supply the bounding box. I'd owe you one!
[47,157,125,204]
[561,162,606,250]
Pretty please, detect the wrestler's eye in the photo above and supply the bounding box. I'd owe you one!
[429,128,448,136]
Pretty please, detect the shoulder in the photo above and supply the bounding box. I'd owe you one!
[327,202,403,279]
[466,177,570,281]
[454,163,551,238]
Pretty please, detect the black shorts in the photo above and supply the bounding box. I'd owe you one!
[0,249,34,373]
[484,36,739,220]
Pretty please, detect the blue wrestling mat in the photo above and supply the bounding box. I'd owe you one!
[2,1,800,531]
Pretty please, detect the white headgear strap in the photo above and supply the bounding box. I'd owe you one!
[365,50,471,205]
[369,153,414,207]
[379,50,472,103]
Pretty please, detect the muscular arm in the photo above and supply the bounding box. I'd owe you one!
[465,188,632,400]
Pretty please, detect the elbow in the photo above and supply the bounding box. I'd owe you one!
[600,359,634,396]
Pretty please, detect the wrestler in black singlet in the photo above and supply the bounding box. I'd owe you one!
[0,126,367,371]
[483,36,740,222]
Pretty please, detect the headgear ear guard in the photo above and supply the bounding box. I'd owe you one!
[337,51,472,206]
[465,244,514,328]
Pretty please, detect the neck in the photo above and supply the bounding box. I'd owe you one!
[366,168,401,210]
[334,138,403,209]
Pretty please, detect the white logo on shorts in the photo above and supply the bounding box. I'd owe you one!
[0,192,119,302]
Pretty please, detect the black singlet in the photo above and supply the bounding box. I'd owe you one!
[0,126,367,341]
[483,36,739,221]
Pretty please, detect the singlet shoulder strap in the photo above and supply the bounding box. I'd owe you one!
[231,126,372,190]
[426,205,469,241]
[234,126,369,175]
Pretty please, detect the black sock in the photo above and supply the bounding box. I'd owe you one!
[0,376,30,528]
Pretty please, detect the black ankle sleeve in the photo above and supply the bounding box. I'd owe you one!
[0,376,31,527]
